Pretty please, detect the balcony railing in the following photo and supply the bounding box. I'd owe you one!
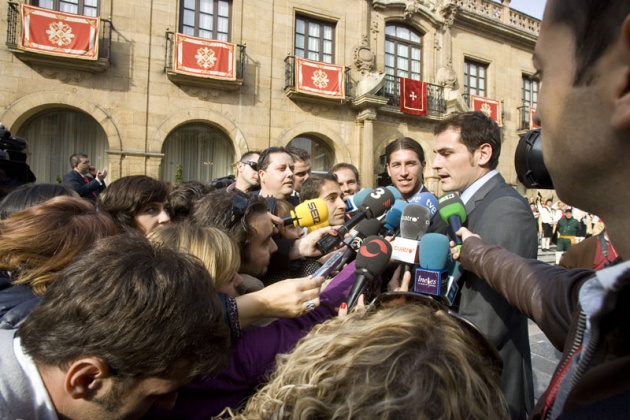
[284,56,351,101]
[379,74,446,117]
[517,104,537,131]
[454,0,540,36]
[6,1,112,68]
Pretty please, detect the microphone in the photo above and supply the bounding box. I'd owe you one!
[413,233,450,297]
[282,199,328,227]
[391,204,431,269]
[316,187,395,254]
[346,236,392,310]
[383,200,407,236]
[443,254,464,306]
[408,191,438,218]
[385,185,403,201]
[351,188,374,209]
[437,193,467,248]
[337,218,382,268]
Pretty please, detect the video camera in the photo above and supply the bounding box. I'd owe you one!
[0,124,36,197]
[514,128,553,189]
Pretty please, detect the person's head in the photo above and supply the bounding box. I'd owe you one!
[432,111,501,193]
[300,174,346,226]
[18,234,231,419]
[286,146,312,192]
[273,199,304,240]
[546,198,553,207]
[235,151,261,192]
[533,0,630,218]
[257,147,295,199]
[69,153,91,175]
[236,301,507,419]
[148,222,242,297]
[169,181,215,222]
[331,162,361,196]
[0,183,77,220]
[192,190,278,277]
[98,175,171,234]
[564,208,573,219]
[385,137,427,200]
[0,196,117,294]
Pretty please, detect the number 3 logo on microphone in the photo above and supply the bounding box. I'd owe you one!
[370,188,386,200]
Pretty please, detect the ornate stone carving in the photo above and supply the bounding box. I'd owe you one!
[440,3,458,27]
[353,36,375,74]
[436,58,458,89]
[354,71,386,97]
[32,66,93,83]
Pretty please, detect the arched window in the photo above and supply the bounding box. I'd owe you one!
[288,136,334,173]
[16,109,108,183]
[180,0,232,41]
[384,23,423,96]
[160,122,234,183]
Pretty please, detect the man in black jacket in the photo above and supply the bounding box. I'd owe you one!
[62,153,106,201]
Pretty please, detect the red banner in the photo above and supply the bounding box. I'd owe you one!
[400,78,428,116]
[173,33,236,80]
[20,4,99,60]
[295,57,345,99]
[529,107,540,129]
[470,95,502,126]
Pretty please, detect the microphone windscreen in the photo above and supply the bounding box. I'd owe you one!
[384,199,407,231]
[438,193,467,225]
[408,191,438,218]
[355,235,392,280]
[307,220,329,233]
[361,187,395,218]
[385,185,403,201]
[290,198,328,227]
[352,188,373,208]
[399,204,431,240]
[354,218,382,238]
[419,233,450,270]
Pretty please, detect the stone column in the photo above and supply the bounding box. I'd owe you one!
[357,108,377,188]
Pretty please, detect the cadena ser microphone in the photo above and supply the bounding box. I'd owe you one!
[346,236,392,310]
[391,204,431,269]
[316,187,395,254]
[413,233,450,297]
[283,198,329,227]
[437,192,467,248]
[408,191,438,219]
[383,199,407,236]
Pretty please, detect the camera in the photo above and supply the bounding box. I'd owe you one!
[514,128,554,190]
[0,124,36,197]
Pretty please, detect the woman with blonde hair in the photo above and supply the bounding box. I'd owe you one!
[0,196,118,328]
[234,296,509,420]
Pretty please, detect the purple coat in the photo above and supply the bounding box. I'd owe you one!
[147,261,357,419]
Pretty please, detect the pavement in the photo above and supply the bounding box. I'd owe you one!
[529,247,563,402]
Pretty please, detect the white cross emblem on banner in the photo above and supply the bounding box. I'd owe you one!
[409,91,417,101]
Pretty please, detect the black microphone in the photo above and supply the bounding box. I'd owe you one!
[346,236,392,310]
[337,218,382,268]
[437,192,467,248]
[391,204,431,274]
[316,187,395,254]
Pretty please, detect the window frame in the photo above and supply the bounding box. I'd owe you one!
[179,0,232,41]
[294,14,336,64]
[464,59,488,98]
[384,23,423,81]
[33,0,99,16]
[521,74,539,109]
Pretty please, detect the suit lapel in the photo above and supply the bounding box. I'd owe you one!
[465,173,504,216]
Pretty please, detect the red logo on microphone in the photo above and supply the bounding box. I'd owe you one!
[359,239,389,258]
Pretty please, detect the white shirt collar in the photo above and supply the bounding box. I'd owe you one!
[460,170,499,205]
[13,336,59,419]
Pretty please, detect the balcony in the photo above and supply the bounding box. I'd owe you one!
[5,1,111,72]
[378,74,446,118]
[164,31,245,91]
[455,0,540,36]
[284,56,351,106]
[517,104,539,131]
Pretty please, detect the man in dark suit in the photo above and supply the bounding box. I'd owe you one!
[62,153,107,201]
[431,111,537,419]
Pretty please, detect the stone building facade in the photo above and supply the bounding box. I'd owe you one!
[0,0,540,193]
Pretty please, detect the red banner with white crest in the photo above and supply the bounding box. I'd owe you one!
[295,57,345,99]
[173,33,236,80]
[470,95,502,126]
[529,107,540,129]
[20,4,99,60]
[400,78,428,116]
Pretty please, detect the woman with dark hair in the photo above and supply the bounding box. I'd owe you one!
[0,196,118,328]
[0,183,77,220]
[98,175,171,234]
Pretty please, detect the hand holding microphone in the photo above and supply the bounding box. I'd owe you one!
[437,193,467,251]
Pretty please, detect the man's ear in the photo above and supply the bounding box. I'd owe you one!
[64,357,111,399]
[476,143,493,166]
[610,16,630,130]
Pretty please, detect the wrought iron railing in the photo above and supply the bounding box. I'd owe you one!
[164,31,245,80]
[379,74,446,117]
[6,1,112,60]
[284,56,352,98]
[517,104,534,130]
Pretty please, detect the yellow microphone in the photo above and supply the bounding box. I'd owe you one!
[283,198,329,228]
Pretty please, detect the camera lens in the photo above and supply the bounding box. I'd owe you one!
[514,129,554,189]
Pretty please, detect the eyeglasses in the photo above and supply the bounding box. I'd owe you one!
[367,292,503,375]
[227,192,250,229]
[240,160,258,171]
